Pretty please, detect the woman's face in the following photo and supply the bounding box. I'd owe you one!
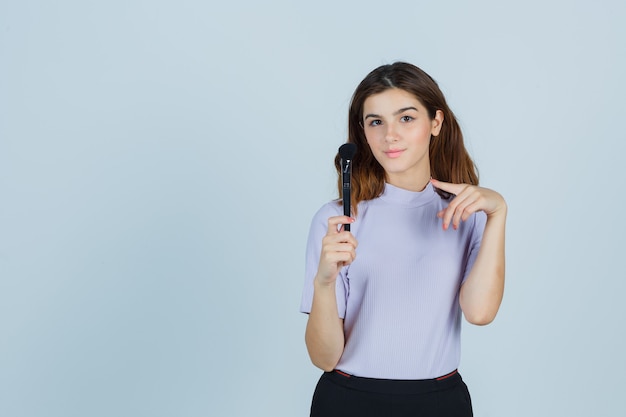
[362,88,443,190]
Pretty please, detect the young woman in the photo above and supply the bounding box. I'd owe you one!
[300,62,506,417]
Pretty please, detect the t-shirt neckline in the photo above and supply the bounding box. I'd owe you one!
[379,182,438,208]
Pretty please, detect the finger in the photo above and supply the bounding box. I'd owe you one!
[451,188,489,229]
[320,244,357,269]
[340,233,358,248]
[451,201,472,230]
[443,206,459,231]
[337,252,357,268]
[440,194,466,230]
[326,215,355,234]
[321,233,358,257]
[325,230,358,247]
[438,208,448,229]
[322,240,358,255]
[461,200,482,222]
[437,197,463,230]
[430,178,467,196]
[321,246,356,262]
[440,185,480,229]
[450,192,480,229]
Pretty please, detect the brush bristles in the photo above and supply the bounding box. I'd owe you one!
[339,143,357,159]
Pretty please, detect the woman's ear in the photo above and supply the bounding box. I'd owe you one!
[431,110,444,136]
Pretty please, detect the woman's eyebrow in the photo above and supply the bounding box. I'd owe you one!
[364,107,419,120]
[393,106,418,115]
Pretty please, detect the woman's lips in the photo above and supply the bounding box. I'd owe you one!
[385,149,405,158]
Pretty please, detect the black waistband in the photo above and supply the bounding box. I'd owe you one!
[325,369,462,395]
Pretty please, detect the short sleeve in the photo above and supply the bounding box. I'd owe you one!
[461,211,487,284]
[299,202,348,319]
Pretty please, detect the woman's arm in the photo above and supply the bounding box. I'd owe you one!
[430,179,507,325]
[459,209,506,325]
[305,215,357,371]
[305,280,345,371]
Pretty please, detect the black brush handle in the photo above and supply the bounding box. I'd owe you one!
[342,161,352,231]
[338,143,357,231]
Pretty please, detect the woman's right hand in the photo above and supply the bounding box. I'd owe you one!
[315,215,358,286]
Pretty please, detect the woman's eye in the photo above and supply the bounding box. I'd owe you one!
[400,115,414,122]
[368,119,382,127]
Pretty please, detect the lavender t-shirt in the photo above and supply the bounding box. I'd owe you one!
[300,182,486,380]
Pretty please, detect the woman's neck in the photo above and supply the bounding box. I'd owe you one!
[385,167,431,192]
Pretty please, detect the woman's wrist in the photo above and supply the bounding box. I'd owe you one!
[314,276,337,290]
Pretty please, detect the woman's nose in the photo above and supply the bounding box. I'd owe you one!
[384,123,399,142]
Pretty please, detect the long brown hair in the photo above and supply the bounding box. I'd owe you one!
[334,62,478,212]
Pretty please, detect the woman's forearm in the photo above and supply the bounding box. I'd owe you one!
[305,278,345,371]
[460,208,507,325]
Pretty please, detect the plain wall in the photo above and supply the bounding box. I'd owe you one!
[1,1,625,415]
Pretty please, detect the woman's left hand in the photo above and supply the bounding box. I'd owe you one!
[430,178,507,231]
